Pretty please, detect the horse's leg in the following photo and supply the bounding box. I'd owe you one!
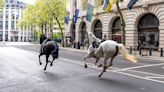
[84,53,91,68]
[43,55,49,70]
[39,53,44,65]
[107,57,115,68]
[94,58,99,65]
[50,58,55,67]
[107,46,119,68]
[98,57,109,77]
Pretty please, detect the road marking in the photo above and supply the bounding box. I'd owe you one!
[122,69,164,77]
[115,63,164,71]
[145,76,164,79]
[60,58,164,84]
[8,48,164,84]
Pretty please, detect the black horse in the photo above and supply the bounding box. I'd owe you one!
[39,35,59,70]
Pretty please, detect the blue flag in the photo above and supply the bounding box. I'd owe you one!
[64,16,69,24]
[73,9,79,23]
[86,4,94,22]
[127,0,138,10]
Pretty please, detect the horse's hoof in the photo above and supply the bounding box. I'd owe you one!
[40,63,42,65]
[98,75,102,77]
[50,64,53,66]
[84,64,88,68]
[43,68,46,70]
[98,64,103,67]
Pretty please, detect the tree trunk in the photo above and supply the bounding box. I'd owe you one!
[55,17,64,47]
[41,23,44,35]
[50,18,53,39]
[116,0,125,45]
[45,2,65,47]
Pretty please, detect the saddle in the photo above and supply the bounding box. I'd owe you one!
[92,39,106,48]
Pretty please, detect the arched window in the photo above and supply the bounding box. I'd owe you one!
[94,20,102,39]
[138,14,159,28]
[138,14,159,49]
[112,17,121,43]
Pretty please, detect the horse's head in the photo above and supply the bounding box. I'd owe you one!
[40,35,47,44]
[83,32,102,46]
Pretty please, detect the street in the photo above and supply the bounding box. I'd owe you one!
[0,43,164,92]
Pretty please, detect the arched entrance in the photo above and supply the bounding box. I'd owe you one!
[112,17,121,43]
[80,22,86,45]
[93,20,102,39]
[138,13,159,49]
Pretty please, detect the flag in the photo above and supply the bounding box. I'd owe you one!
[64,16,69,24]
[73,9,79,23]
[86,3,94,22]
[127,0,138,10]
[103,0,113,12]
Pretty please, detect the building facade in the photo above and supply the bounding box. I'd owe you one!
[0,0,32,42]
[65,0,164,50]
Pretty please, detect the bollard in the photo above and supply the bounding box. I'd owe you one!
[130,46,132,54]
[161,48,163,57]
[77,42,80,49]
[149,48,152,56]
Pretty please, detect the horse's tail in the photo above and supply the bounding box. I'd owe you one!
[118,44,137,63]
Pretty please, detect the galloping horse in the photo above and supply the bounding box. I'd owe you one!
[84,32,137,77]
[39,35,59,70]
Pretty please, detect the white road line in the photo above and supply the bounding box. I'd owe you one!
[114,71,164,84]
[60,58,164,84]
[145,76,164,79]
[7,48,164,84]
[123,69,164,77]
[115,63,164,71]
[60,58,164,77]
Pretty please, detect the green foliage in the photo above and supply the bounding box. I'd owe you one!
[18,0,65,45]
[0,0,3,8]
[53,32,62,39]
[81,0,88,11]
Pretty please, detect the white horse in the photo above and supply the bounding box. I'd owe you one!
[84,32,137,77]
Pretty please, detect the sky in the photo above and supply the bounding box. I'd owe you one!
[18,0,36,4]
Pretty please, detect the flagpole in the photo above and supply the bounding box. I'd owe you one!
[116,0,125,45]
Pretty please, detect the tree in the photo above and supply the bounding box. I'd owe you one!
[116,0,125,45]
[0,0,3,8]
[19,0,66,46]
[44,0,66,46]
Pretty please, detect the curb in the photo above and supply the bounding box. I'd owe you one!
[60,47,164,61]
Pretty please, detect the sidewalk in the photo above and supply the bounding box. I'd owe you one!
[2,42,162,61]
[60,46,164,61]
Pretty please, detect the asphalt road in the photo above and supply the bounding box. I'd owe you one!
[0,43,164,92]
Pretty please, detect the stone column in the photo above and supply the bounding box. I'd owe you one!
[159,26,164,49]
[2,8,6,41]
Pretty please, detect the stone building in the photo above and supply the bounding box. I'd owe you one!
[65,0,164,50]
[0,0,32,42]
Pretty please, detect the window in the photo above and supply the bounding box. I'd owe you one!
[94,20,102,39]
[138,14,159,28]
[11,21,15,30]
[5,21,8,30]
[0,21,3,30]
[0,13,3,19]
